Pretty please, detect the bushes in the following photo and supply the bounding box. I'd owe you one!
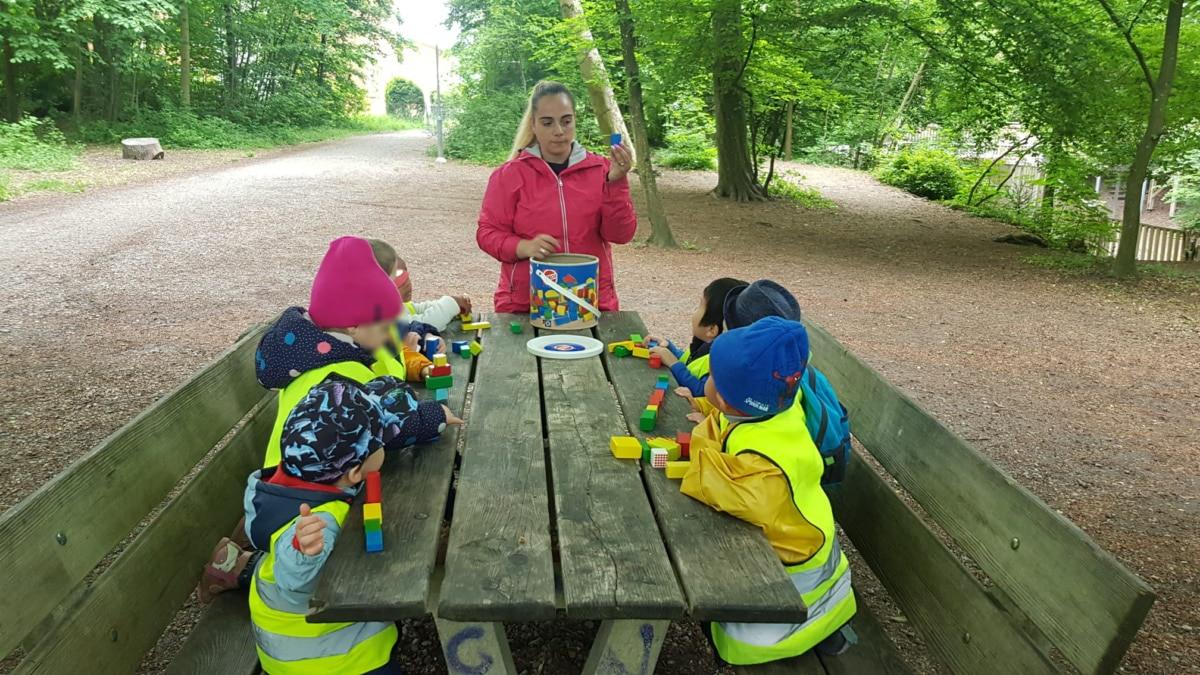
[658,95,717,171]
[0,118,80,171]
[878,148,964,200]
[386,78,425,119]
[443,90,528,165]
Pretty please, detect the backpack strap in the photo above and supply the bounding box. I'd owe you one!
[807,368,830,448]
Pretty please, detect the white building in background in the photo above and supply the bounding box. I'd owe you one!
[361,5,460,120]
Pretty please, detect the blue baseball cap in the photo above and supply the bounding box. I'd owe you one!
[709,316,810,417]
[724,280,802,329]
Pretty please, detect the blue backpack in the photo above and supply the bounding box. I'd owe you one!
[799,366,852,487]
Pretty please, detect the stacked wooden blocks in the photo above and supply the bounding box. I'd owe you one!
[451,340,470,359]
[428,353,452,402]
[364,472,383,553]
[640,375,671,431]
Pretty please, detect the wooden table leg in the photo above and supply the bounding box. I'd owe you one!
[581,620,670,675]
[434,617,518,675]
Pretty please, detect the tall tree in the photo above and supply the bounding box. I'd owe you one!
[558,0,628,139]
[1099,0,1186,278]
[615,0,675,247]
[711,0,765,201]
[179,0,190,107]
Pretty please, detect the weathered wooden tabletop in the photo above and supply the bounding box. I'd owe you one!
[310,312,805,674]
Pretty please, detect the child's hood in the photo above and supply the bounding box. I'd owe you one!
[256,306,375,389]
[243,467,354,551]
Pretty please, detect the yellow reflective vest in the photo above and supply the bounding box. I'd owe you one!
[709,405,856,665]
[249,500,397,674]
[262,338,408,469]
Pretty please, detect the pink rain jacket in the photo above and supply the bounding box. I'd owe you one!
[476,144,638,313]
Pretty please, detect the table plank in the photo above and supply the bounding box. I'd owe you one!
[310,325,474,622]
[597,312,807,623]
[437,313,557,622]
[540,327,686,620]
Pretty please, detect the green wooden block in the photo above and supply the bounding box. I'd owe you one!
[460,347,471,359]
[426,374,453,390]
[630,333,643,345]
[510,321,523,334]
[639,409,656,432]
[364,518,382,534]
[641,439,652,463]
[613,346,631,358]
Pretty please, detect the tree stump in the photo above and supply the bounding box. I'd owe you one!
[121,138,165,160]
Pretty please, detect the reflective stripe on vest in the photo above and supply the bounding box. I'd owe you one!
[263,361,377,468]
[710,407,857,665]
[404,300,417,315]
[250,501,396,675]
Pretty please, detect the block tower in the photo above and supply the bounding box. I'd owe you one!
[364,471,383,553]
[428,352,453,402]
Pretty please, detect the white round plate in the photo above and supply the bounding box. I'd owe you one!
[526,335,604,360]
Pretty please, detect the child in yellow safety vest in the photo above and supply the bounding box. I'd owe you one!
[245,378,415,675]
[643,277,746,403]
[197,236,462,601]
[680,317,857,665]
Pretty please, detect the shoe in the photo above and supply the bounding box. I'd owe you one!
[815,627,851,657]
[198,538,250,603]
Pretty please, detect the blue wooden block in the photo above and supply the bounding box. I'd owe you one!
[451,340,469,353]
[365,529,384,553]
[435,387,449,402]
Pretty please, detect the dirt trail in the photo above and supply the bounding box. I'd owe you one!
[1,132,1195,673]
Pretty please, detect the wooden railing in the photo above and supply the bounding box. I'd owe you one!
[1095,224,1196,262]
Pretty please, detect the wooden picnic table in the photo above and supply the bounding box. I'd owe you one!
[310,311,806,674]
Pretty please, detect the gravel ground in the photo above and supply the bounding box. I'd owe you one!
[1,131,1196,674]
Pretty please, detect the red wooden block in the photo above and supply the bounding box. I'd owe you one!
[649,354,662,369]
[366,471,382,503]
[431,365,452,377]
[649,389,665,406]
[676,432,691,460]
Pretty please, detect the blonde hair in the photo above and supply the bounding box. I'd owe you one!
[509,81,576,161]
[367,238,397,274]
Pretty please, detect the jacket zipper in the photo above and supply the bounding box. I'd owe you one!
[556,176,570,253]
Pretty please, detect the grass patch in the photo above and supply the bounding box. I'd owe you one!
[0,174,10,202]
[1024,252,1200,289]
[76,113,421,151]
[769,175,836,210]
[25,178,86,194]
[0,118,81,171]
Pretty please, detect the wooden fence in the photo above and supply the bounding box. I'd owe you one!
[1096,224,1197,262]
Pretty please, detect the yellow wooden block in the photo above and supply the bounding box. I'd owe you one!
[469,340,483,355]
[646,404,658,413]
[610,436,642,459]
[363,503,382,521]
[432,353,448,367]
[647,437,681,461]
[632,347,650,359]
[462,321,492,331]
[665,461,690,480]
[607,340,636,353]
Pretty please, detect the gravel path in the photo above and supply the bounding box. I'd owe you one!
[1,131,1195,674]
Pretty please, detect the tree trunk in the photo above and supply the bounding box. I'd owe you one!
[615,0,675,248]
[2,38,18,122]
[880,56,927,148]
[711,0,764,201]
[224,1,237,110]
[783,100,794,161]
[180,0,191,107]
[121,137,165,160]
[72,43,83,125]
[1112,0,1184,278]
[558,0,628,142]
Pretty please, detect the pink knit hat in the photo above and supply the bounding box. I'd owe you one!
[309,236,401,329]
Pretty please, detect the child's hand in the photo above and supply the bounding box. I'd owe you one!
[294,504,326,556]
[686,412,706,424]
[675,386,695,403]
[642,334,667,348]
[403,332,421,351]
[442,405,465,425]
[649,346,678,367]
[453,295,472,314]
[420,365,432,380]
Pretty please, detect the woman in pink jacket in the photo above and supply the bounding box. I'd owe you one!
[476,81,638,313]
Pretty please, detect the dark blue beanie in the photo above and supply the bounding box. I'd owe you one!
[709,316,810,417]
[724,280,802,329]
[281,379,383,483]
